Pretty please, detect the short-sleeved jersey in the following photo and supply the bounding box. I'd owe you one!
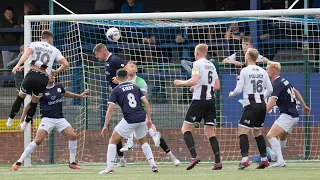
[28,42,64,75]
[104,54,125,89]
[271,76,299,118]
[132,76,148,92]
[228,52,264,63]
[40,83,66,118]
[108,82,146,124]
[237,65,272,106]
[192,58,218,100]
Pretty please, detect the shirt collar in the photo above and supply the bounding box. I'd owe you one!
[274,76,280,80]
[105,53,112,61]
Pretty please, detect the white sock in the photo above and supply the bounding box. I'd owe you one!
[18,141,37,163]
[269,137,284,162]
[148,128,156,137]
[127,133,134,145]
[241,156,248,163]
[107,144,117,170]
[7,117,13,122]
[261,157,268,161]
[69,140,77,163]
[280,139,287,150]
[141,143,156,167]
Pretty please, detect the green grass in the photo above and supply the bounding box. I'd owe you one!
[1,162,320,180]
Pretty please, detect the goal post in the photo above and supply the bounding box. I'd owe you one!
[23,8,320,165]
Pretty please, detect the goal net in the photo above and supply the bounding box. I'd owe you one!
[23,9,320,165]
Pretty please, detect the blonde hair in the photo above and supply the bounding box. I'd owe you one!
[267,61,281,71]
[93,43,107,53]
[195,44,208,55]
[246,48,259,61]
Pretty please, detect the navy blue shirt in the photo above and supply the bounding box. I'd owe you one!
[121,2,144,13]
[40,83,66,118]
[104,54,124,89]
[271,76,299,118]
[108,82,146,124]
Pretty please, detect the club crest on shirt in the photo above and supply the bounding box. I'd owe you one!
[45,92,50,96]
[57,88,61,93]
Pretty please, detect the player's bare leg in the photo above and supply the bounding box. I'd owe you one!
[61,126,81,169]
[99,131,123,174]
[12,129,46,171]
[138,136,158,172]
[151,124,180,166]
[267,124,287,167]
[253,129,269,169]
[7,92,26,127]
[21,95,41,129]
[182,122,200,170]
[204,125,222,170]
[238,126,250,170]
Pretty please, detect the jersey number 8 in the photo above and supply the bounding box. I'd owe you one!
[127,93,137,108]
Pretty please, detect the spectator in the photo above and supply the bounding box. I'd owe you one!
[259,20,276,60]
[7,45,24,91]
[225,22,250,55]
[121,0,144,13]
[0,7,20,69]
[94,0,116,14]
[222,36,269,67]
[18,2,33,28]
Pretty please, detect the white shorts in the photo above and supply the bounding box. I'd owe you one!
[38,117,71,134]
[114,118,147,140]
[274,114,299,133]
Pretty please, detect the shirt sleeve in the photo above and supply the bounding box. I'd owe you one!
[55,50,65,63]
[271,81,283,99]
[191,61,201,75]
[28,42,36,51]
[138,88,146,99]
[116,58,125,69]
[108,89,117,104]
[258,54,264,60]
[136,78,148,93]
[232,68,245,96]
[227,53,236,61]
[59,84,66,94]
[263,72,273,98]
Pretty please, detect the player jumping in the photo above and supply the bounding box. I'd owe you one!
[12,72,87,170]
[99,69,158,174]
[265,61,310,167]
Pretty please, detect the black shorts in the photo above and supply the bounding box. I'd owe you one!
[239,103,266,129]
[185,99,216,126]
[20,70,49,97]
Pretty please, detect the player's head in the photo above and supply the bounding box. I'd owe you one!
[93,43,109,61]
[194,43,208,60]
[242,36,252,53]
[244,48,259,65]
[124,61,138,76]
[266,61,281,80]
[41,30,54,44]
[116,69,128,83]
[48,72,55,84]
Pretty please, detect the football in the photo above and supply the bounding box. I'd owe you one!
[106,27,121,42]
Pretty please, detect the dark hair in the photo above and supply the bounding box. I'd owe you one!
[4,7,14,13]
[41,30,53,40]
[116,69,128,79]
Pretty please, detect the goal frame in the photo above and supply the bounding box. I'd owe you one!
[23,8,320,166]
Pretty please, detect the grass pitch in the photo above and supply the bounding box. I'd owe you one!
[1,162,320,180]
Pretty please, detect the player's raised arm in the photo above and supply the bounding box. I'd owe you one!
[229,69,244,97]
[12,47,33,74]
[174,61,200,87]
[64,90,89,98]
[293,88,310,115]
[264,72,273,98]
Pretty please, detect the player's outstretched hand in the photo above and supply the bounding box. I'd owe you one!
[190,86,194,92]
[80,89,89,98]
[101,126,108,137]
[303,106,311,115]
[174,80,183,87]
[112,77,118,84]
[51,69,58,76]
[146,119,152,129]
[228,92,233,98]
[12,65,20,74]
